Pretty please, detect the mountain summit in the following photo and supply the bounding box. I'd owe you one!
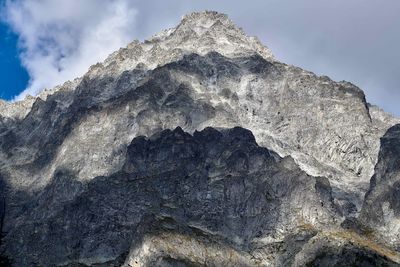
[0,11,399,266]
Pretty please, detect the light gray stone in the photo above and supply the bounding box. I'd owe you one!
[0,10,399,266]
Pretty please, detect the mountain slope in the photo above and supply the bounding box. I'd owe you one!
[2,127,337,266]
[0,10,399,266]
[4,127,398,266]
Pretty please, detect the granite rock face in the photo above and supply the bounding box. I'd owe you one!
[359,124,400,249]
[2,127,396,266]
[0,10,399,266]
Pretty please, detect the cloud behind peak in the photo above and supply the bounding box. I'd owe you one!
[3,0,137,100]
[1,0,399,116]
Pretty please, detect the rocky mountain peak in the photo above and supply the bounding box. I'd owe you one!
[0,11,273,119]
[96,11,275,77]
[175,10,249,42]
[0,10,400,266]
[180,11,232,31]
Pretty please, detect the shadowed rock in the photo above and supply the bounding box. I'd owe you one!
[359,124,400,249]
[3,127,338,266]
[0,10,399,267]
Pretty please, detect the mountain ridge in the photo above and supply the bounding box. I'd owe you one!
[0,10,399,266]
[1,10,398,217]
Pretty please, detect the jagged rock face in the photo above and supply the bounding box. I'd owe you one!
[0,11,397,205]
[3,127,338,266]
[359,124,400,248]
[3,127,399,267]
[0,10,399,267]
[0,52,394,212]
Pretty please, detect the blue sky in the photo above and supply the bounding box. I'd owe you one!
[0,12,28,100]
[0,0,399,116]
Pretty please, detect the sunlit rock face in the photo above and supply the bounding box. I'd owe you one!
[0,11,399,266]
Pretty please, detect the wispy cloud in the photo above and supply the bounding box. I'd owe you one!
[1,0,399,115]
[3,0,137,100]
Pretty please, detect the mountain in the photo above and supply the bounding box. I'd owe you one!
[0,11,399,266]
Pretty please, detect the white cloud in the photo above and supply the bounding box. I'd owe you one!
[3,0,137,100]
[2,0,399,115]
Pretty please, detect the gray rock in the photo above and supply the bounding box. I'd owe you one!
[0,11,397,211]
[1,127,337,265]
[359,124,400,249]
[0,10,399,266]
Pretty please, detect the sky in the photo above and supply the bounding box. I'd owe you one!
[0,10,28,99]
[0,0,399,116]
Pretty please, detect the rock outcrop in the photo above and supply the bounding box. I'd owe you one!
[0,10,399,266]
[3,127,397,266]
[359,124,400,249]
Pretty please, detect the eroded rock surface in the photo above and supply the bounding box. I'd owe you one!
[0,10,399,266]
[359,124,400,249]
[0,11,397,207]
[3,126,394,266]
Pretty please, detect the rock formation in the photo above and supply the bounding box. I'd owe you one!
[0,10,399,266]
[359,124,400,249]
